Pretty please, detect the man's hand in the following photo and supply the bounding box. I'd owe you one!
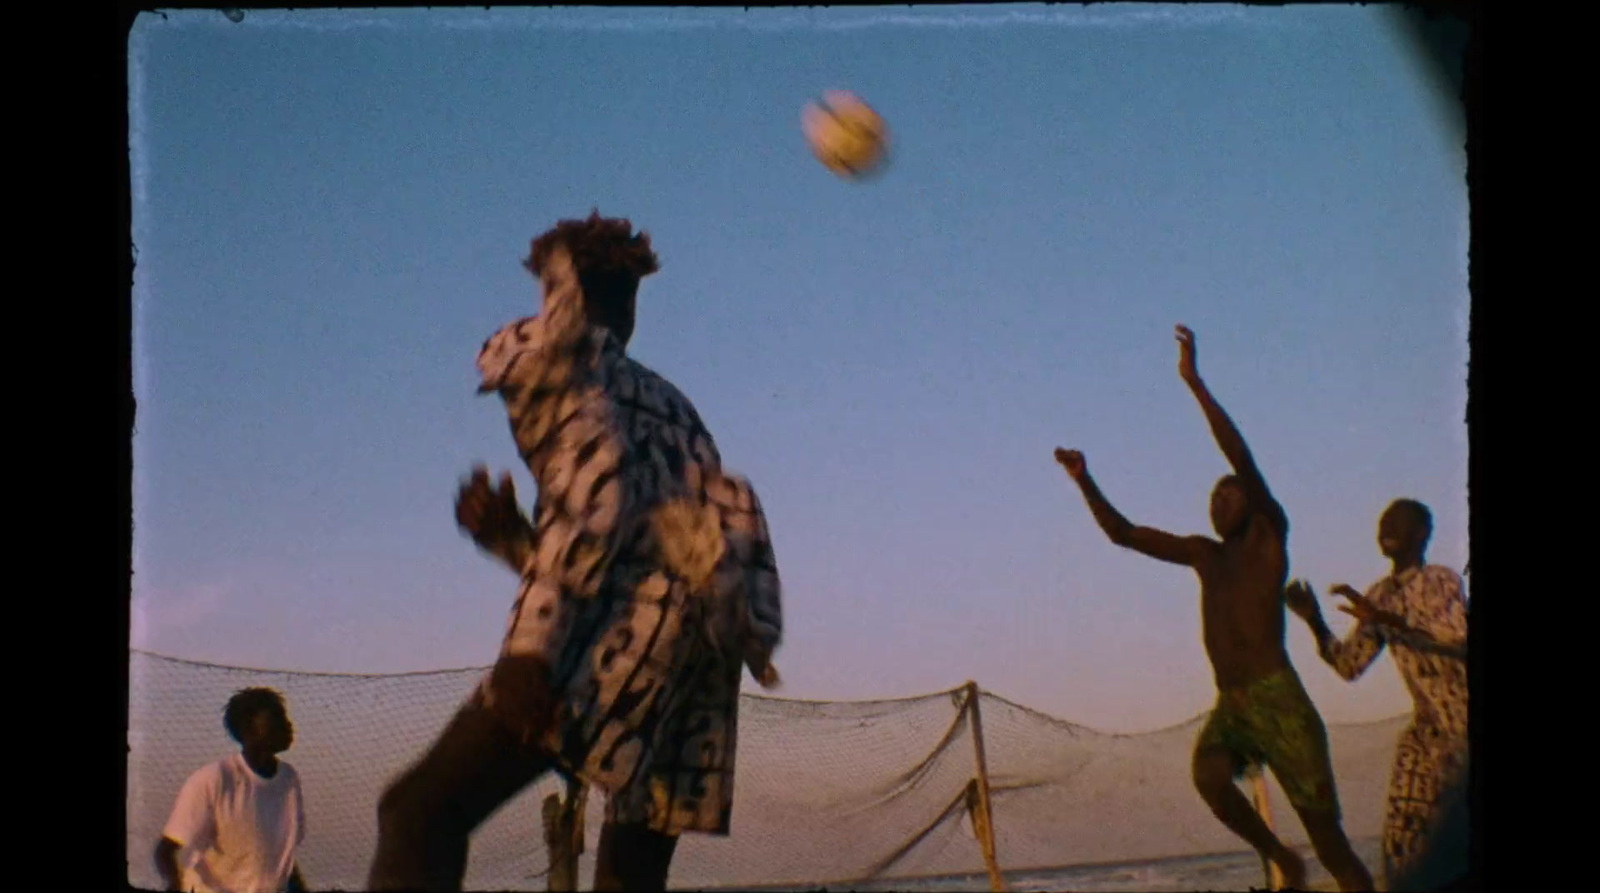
[756,662,781,689]
[1284,579,1321,621]
[1175,324,1199,383]
[456,465,522,545]
[1054,448,1087,480]
[1332,584,1401,628]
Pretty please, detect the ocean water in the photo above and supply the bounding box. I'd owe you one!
[778,838,1384,892]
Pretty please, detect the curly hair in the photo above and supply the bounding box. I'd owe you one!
[525,210,660,343]
[223,687,287,743]
[526,210,660,280]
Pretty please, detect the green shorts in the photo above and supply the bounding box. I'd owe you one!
[1197,667,1340,816]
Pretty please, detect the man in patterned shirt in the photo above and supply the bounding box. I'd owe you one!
[1286,498,1469,889]
[368,212,782,892]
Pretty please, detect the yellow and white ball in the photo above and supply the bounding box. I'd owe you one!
[801,90,890,180]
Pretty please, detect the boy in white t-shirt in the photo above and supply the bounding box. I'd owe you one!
[155,688,308,893]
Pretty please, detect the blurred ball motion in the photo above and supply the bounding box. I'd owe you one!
[802,90,890,181]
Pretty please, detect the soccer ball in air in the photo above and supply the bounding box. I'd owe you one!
[802,91,890,180]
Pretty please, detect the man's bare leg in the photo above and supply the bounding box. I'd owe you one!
[1298,807,1376,892]
[368,702,552,891]
[593,821,680,892]
[1192,747,1307,889]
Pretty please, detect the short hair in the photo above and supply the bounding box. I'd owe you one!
[525,210,659,339]
[223,688,286,743]
[1387,498,1434,537]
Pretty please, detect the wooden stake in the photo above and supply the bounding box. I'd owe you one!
[965,681,1007,893]
[1248,765,1285,891]
[542,779,587,892]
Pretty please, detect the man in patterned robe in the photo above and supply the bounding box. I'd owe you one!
[368,212,782,892]
[1286,498,1469,889]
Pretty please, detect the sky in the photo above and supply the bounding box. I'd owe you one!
[129,4,1467,735]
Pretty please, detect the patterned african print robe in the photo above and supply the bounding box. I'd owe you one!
[472,245,782,835]
[1318,563,1468,881]
[1319,564,1467,737]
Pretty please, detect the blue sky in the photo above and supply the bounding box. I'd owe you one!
[129,5,1466,734]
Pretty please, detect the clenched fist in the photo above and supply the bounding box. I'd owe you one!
[1054,448,1087,480]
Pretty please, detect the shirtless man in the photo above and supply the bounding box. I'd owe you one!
[1055,325,1373,891]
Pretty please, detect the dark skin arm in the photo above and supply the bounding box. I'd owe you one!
[1055,448,1209,567]
[1175,325,1288,532]
[154,838,183,891]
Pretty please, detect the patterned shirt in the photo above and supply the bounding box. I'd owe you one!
[474,244,782,834]
[1318,564,1468,739]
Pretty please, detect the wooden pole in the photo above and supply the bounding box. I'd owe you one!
[964,680,1007,893]
[1247,765,1284,891]
[542,779,587,892]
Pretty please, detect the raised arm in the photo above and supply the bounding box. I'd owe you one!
[1055,449,1209,567]
[474,244,639,603]
[476,244,601,398]
[1286,580,1386,681]
[472,244,617,483]
[1174,325,1287,531]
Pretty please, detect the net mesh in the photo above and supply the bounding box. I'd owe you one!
[127,650,1404,890]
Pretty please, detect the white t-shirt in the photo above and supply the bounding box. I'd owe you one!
[162,753,306,893]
